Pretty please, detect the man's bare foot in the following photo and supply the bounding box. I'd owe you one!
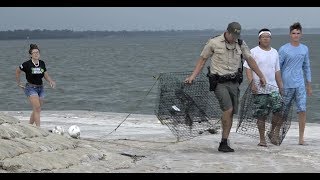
[268,132,280,145]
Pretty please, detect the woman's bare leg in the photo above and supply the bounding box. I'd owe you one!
[28,96,42,127]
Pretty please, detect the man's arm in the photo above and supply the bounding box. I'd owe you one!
[240,41,266,86]
[245,67,258,93]
[185,56,207,84]
[306,82,312,96]
[303,47,312,96]
[278,46,285,70]
[275,70,283,95]
[245,67,253,83]
[245,56,266,86]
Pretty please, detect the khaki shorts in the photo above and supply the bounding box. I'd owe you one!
[214,81,240,114]
[253,91,283,118]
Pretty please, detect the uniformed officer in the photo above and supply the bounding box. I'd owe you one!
[185,22,266,152]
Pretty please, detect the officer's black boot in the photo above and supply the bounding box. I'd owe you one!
[218,139,234,152]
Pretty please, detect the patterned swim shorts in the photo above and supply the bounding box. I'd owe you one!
[252,91,283,118]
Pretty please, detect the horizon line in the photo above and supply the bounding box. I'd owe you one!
[2,27,320,32]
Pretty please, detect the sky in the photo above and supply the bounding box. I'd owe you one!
[0,7,319,31]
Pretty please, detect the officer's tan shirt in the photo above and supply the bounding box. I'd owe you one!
[200,33,252,76]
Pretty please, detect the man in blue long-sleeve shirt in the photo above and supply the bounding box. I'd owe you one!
[278,22,312,145]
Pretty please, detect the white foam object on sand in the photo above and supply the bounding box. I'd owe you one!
[68,125,80,139]
[52,126,65,135]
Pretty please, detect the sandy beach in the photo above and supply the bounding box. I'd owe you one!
[1,110,320,173]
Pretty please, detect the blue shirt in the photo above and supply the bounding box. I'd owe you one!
[278,43,311,88]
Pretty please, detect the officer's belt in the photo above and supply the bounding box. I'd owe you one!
[213,72,240,83]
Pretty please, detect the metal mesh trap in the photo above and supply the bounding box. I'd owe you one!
[154,72,222,141]
[236,81,295,145]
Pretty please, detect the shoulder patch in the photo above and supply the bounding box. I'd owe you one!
[205,35,219,45]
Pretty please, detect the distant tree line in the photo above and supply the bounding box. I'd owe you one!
[0,28,319,40]
[0,29,215,40]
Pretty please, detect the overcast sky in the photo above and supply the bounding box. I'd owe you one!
[0,7,319,31]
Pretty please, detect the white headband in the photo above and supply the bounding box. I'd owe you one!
[258,31,271,37]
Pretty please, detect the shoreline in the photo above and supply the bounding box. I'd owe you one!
[1,110,320,173]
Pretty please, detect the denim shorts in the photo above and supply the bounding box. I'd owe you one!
[24,83,45,99]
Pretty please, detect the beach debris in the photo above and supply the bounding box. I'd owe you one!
[120,153,146,163]
[68,125,80,139]
[51,126,65,135]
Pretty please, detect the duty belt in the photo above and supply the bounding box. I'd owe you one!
[216,72,239,83]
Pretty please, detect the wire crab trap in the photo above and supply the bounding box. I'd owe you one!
[236,81,295,145]
[154,71,222,141]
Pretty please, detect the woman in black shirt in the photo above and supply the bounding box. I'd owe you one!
[15,44,56,127]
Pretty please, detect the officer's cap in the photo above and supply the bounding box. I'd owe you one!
[227,22,241,39]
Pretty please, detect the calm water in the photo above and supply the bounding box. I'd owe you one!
[1,33,319,122]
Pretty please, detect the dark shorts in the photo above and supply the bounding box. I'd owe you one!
[24,83,45,99]
[252,91,283,118]
[214,81,240,114]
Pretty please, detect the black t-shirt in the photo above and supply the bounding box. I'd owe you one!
[19,59,47,85]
